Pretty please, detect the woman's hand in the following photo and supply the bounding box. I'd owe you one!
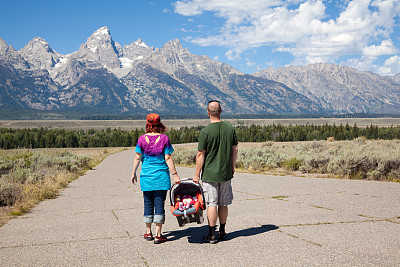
[131,173,137,184]
[131,152,141,185]
[173,173,181,184]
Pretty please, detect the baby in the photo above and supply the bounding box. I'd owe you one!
[177,194,197,211]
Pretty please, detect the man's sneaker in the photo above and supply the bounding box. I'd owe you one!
[202,235,218,244]
[154,235,167,244]
[218,232,227,241]
[144,233,154,241]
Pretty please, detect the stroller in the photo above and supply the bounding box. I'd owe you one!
[169,178,206,227]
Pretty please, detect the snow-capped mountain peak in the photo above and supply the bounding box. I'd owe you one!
[122,38,152,62]
[80,26,121,69]
[0,38,30,70]
[21,37,54,54]
[92,26,111,37]
[19,37,59,70]
[84,26,113,53]
[134,38,149,48]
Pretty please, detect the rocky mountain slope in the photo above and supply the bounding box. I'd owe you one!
[0,26,399,116]
[0,26,321,115]
[393,73,400,83]
[122,39,320,114]
[253,64,400,114]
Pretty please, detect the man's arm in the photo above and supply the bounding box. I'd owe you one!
[193,150,206,184]
[231,145,238,175]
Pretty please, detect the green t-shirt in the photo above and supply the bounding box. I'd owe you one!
[198,121,238,183]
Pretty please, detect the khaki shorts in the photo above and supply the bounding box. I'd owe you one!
[202,180,233,207]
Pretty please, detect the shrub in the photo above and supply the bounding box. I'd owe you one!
[0,149,94,210]
[0,157,14,175]
[236,148,280,171]
[174,139,400,181]
[283,158,302,171]
[172,148,197,166]
[0,182,22,206]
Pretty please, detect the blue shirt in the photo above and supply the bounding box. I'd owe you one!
[135,134,174,191]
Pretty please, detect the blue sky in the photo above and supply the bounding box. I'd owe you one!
[1,0,400,75]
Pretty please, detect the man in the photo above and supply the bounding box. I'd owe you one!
[193,100,238,244]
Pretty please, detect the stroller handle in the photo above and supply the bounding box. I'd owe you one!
[169,178,203,207]
[171,178,194,189]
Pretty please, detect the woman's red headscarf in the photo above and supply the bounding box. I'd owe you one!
[146,113,166,133]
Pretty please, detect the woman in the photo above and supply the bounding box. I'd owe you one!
[131,113,180,244]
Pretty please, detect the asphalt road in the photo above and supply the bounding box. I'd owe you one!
[0,149,399,266]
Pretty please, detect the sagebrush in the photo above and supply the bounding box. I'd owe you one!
[174,139,400,182]
[0,149,92,209]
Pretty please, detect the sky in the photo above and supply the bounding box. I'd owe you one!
[1,0,400,75]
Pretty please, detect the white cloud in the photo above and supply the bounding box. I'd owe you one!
[342,54,400,75]
[380,55,400,75]
[175,0,285,23]
[342,56,379,72]
[174,0,400,70]
[363,39,398,56]
[180,27,191,33]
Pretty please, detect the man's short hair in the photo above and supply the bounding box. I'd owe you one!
[207,100,222,115]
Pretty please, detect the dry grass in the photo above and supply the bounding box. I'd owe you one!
[0,147,126,227]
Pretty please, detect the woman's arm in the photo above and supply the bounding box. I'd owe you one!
[165,154,181,184]
[131,152,142,184]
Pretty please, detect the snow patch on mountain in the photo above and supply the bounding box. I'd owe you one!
[134,39,149,48]
[119,57,133,68]
[93,26,110,36]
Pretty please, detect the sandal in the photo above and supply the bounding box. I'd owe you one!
[144,233,154,241]
[202,235,218,244]
[154,235,167,244]
[218,232,227,241]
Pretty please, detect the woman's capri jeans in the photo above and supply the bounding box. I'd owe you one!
[143,190,167,224]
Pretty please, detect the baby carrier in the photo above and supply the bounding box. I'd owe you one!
[169,178,206,227]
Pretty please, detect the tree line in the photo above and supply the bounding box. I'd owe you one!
[0,123,400,149]
[234,123,400,142]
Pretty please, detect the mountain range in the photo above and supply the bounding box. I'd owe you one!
[1,26,399,117]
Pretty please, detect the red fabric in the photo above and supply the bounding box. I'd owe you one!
[146,113,160,126]
[196,191,204,210]
[170,205,178,215]
[170,191,205,216]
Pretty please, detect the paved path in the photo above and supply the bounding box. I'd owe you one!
[0,149,399,266]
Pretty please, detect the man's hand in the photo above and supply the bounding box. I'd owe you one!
[193,174,200,184]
